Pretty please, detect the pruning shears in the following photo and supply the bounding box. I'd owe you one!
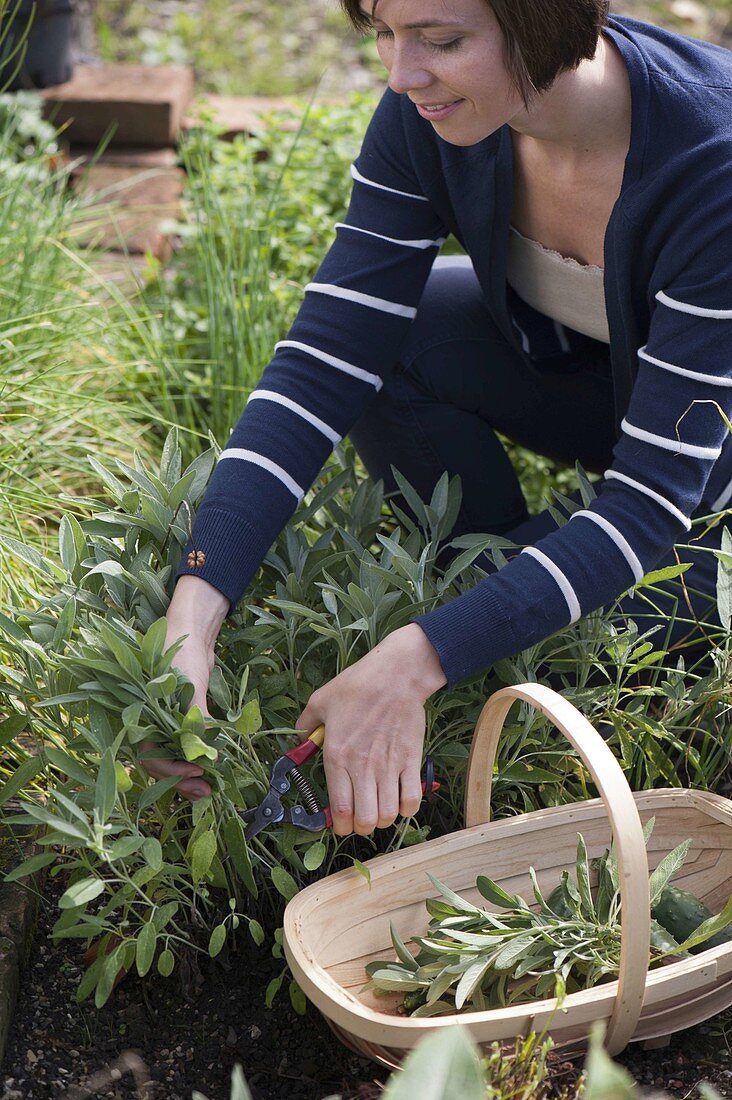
[240,724,439,841]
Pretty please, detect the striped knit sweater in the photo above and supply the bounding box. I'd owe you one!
[177,14,732,691]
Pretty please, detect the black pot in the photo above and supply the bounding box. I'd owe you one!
[0,0,75,91]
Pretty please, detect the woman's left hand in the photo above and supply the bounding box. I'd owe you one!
[295,623,447,836]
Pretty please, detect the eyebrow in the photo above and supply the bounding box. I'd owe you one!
[358,7,465,28]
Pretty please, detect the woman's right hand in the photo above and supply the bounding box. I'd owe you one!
[138,576,230,803]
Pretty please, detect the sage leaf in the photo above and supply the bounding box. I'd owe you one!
[303,841,326,871]
[3,851,57,882]
[476,875,520,909]
[190,829,217,884]
[136,921,157,976]
[157,948,175,977]
[95,748,117,825]
[0,757,43,807]
[180,731,218,762]
[208,924,226,958]
[59,876,106,910]
[271,865,298,901]
[142,836,163,871]
[648,839,693,907]
[223,816,258,897]
[288,979,307,1016]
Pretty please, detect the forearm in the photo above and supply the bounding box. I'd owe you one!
[167,575,230,648]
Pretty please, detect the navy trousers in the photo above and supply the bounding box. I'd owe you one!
[348,256,728,668]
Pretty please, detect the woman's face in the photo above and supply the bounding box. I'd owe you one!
[361,0,526,146]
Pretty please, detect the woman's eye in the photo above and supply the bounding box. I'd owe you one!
[427,39,463,52]
[373,30,463,52]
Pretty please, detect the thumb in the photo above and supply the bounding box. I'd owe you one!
[295,700,322,742]
[193,692,211,719]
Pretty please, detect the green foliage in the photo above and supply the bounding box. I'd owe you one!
[2,429,731,1009]
[384,1026,486,1100]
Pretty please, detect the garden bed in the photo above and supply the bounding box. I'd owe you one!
[2,869,732,1099]
[1,869,388,1099]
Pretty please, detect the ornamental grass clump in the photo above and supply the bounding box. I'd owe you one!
[0,91,155,600]
[366,819,732,1016]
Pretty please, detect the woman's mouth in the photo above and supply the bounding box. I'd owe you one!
[415,99,465,121]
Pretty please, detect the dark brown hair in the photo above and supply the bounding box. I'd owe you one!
[338,0,610,104]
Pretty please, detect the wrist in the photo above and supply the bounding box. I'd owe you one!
[167,575,230,649]
[383,623,448,699]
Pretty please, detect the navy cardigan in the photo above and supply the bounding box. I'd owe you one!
[177,15,732,690]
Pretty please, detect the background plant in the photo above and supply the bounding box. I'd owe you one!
[0,92,158,603]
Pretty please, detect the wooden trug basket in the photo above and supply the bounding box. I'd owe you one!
[283,684,732,1068]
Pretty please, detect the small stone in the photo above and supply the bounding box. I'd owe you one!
[249,1024,261,1040]
[225,1027,237,1047]
[25,1051,37,1065]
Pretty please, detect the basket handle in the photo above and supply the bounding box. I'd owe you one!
[464,683,649,1055]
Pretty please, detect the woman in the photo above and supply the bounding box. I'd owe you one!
[142,0,732,836]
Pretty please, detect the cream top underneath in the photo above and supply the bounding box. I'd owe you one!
[506,225,610,344]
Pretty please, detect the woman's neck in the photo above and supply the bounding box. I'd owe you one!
[507,35,632,173]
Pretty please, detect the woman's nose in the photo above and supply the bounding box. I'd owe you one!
[386,46,433,97]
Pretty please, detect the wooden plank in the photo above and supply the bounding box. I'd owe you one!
[71,163,184,260]
[42,64,194,147]
[183,95,301,140]
[69,147,179,171]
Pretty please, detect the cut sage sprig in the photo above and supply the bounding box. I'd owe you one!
[365,820,727,1016]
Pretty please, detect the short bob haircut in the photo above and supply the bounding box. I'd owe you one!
[339,0,610,105]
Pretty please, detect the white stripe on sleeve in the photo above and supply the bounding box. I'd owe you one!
[656,290,732,320]
[569,510,645,584]
[520,547,581,622]
[712,475,732,513]
[621,417,722,460]
[639,346,732,388]
[305,282,418,319]
[350,163,429,201]
[274,340,383,390]
[604,470,692,530]
[335,222,445,250]
[247,390,342,444]
[218,449,305,501]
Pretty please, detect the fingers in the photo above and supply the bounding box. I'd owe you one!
[326,763,355,837]
[326,757,423,835]
[399,767,423,820]
[138,740,211,802]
